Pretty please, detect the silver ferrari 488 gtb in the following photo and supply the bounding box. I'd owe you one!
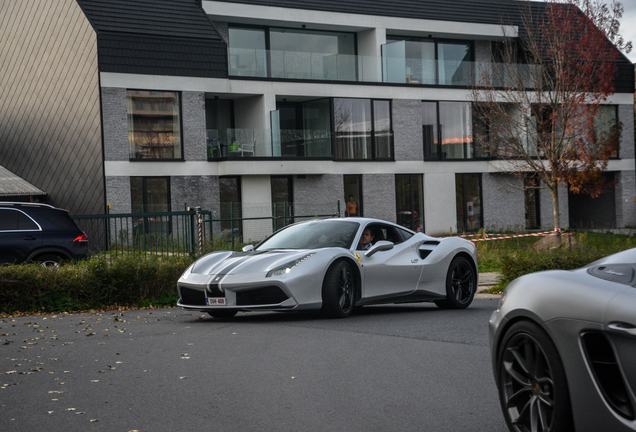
[490,247,636,432]
[177,217,478,318]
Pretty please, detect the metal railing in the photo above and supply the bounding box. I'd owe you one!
[72,202,341,258]
[228,46,538,88]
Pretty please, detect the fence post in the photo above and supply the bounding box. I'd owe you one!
[283,201,288,226]
[337,200,341,217]
[195,206,202,256]
[230,201,235,250]
[273,202,278,232]
[188,207,196,257]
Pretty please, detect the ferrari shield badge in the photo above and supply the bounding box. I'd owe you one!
[354,252,362,263]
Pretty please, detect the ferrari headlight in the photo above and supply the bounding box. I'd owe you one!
[181,263,195,278]
[267,254,315,277]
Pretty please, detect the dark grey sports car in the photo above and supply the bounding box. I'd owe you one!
[177,217,478,318]
[489,247,636,432]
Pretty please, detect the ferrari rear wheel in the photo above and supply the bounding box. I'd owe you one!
[208,310,238,319]
[435,256,476,309]
[322,260,355,318]
[497,321,573,432]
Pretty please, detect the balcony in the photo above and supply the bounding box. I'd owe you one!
[228,47,537,88]
[207,128,333,160]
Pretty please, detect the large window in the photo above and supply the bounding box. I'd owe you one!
[524,175,541,229]
[384,38,472,86]
[277,98,332,157]
[334,98,393,160]
[130,177,171,236]
[395,175,424,232]
[422,101,475,160]
[344,175,363,217]
[594,105,619,158]
[229,26,356,81]
[228,28,267,77]
[130,177,171,213]
[455,174,482,233]
[128,91,182,160]
[206,99,234,159]
[220,177,242,240]
[271,175,293,229]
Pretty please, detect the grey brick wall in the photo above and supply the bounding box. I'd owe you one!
[105,176,132,213]
[182,91,206,161]
[392,99,423,161]
[615,170,636,228]
[482,174,525,231]
[170,176,219,212]
[619,104,635,159]
[293,175,344,216]
[102,87,129,161]
[363,174,396,222]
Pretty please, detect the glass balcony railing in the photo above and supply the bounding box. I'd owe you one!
[228,47,538,87]
[207,128,333,159]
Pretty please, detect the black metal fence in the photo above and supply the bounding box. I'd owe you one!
[72,202,340,258]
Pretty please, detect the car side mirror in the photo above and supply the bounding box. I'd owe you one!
[242,244,254,252]
[365,240,394,257]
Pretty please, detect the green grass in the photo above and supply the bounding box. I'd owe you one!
[476,230,636,294]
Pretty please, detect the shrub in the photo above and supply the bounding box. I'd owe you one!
[0,255,193,313]
[497,249,609,290]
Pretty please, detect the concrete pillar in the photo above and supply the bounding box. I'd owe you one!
[424,172,457,236]
[241,175,272,242]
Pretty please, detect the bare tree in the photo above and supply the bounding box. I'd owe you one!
[471,0,632,231]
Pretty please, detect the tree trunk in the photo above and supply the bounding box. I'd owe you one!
[549,182,562,244]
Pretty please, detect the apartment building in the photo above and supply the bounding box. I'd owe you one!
[1,0,634,238]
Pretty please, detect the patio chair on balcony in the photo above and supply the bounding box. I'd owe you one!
[237,141,255,156]
[232,129,255,157]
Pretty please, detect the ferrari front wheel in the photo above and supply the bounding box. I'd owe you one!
[497,321,573,432]
[322,260,355,318]
[435,255,476,309]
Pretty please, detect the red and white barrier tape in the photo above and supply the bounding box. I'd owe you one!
[468,230,573,242]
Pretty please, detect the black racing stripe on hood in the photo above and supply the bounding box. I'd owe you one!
[213,250,270,275]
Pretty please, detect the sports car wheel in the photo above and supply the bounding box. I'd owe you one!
[435,256,476,309]
[208,310,238,319]
[497,321,573,432]
[322,260,355,318]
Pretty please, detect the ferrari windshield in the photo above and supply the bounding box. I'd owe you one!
[257,220,360,250]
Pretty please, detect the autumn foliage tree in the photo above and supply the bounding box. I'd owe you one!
[471,0,632,231]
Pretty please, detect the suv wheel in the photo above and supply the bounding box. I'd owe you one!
[35,254,64,268]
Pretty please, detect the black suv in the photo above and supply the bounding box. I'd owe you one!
[0,202,89,266]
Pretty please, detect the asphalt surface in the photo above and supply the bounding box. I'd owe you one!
[1,297,507,432]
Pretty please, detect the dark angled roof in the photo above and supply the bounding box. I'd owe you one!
[76,0,227,78]
[211,0,524,26]
[0,165,46,197]
[77,0,222,41]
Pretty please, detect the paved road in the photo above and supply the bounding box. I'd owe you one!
[1,297,507,432]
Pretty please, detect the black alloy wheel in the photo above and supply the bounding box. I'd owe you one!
[497,321,573,432]
[435,256,476,309]
[322,260,355,318]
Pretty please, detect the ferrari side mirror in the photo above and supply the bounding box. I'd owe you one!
[242,244,254,252]
[365,240,394,257]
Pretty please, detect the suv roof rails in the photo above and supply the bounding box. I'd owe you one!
[0,202,56,208]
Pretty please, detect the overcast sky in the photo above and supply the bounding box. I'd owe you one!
[534,0,636,62]
[615,0,636,62]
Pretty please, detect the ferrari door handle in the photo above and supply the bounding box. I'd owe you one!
[608,323,636,337]
[23,236,37,241]
[411,259,418,263]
